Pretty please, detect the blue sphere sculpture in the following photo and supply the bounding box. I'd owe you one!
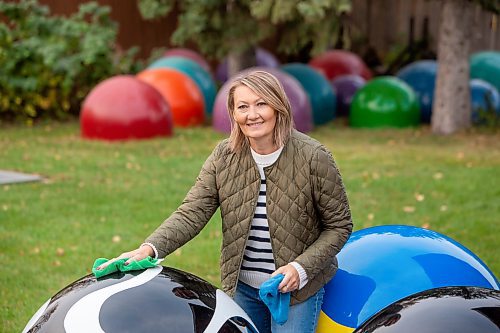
[470,79,500,124]
[148,56,217,116]
[396,60,437,123]
[316,225,499,333]
[282,63,337,125]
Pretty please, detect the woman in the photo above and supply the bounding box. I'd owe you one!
[98,70,353,333]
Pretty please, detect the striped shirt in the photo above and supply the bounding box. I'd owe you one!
[239,147,283,288]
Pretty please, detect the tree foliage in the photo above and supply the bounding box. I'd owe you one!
[0,0,139,123]
[137,0,351,59]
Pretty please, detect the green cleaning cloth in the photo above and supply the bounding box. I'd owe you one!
[92,257,159,278]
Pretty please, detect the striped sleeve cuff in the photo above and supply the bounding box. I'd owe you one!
[290,261,309,290]
[141,242,159,260]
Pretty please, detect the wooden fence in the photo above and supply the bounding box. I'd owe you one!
[350,0,499,59]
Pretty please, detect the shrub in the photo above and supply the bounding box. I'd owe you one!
[0,0,140,124]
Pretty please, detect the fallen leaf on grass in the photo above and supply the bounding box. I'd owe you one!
[433,172,443,180]
[415,193,425,202]
[403,206,416,213]
[112,235,121,243]
[56,248,65,256]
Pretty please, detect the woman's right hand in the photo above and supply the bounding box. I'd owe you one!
[95,244,154,270]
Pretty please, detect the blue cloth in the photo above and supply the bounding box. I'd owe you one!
[259,274,291,325]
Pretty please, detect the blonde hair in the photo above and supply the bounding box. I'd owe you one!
[226,70,294,152]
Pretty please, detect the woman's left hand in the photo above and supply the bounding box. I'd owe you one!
[272,264,299,293]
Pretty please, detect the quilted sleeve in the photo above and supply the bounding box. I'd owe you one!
[294,145,353,280]
[144,144,221,258]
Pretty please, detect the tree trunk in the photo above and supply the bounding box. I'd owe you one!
[227,48,257,79]
[224,0,257,79]
[431,0,473,135]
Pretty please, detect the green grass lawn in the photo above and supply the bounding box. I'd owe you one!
[1,120,499,332]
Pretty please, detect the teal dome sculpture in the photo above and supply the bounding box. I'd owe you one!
[281,63,337,125]
[470,51,500,92]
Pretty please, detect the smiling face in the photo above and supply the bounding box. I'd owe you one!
[232,85,277,153]
[226,71,294,153]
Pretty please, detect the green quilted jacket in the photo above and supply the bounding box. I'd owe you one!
[145,129,353,304]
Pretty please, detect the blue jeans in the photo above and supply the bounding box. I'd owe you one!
[233,281,324,333]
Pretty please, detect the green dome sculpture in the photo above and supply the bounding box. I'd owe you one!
[350,76,420,128]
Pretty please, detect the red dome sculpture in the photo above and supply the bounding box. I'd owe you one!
[80,75,173,141]
[309,50,372,81]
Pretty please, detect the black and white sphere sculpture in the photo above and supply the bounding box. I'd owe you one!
[23,266,258,333]
[353,286,500,333]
